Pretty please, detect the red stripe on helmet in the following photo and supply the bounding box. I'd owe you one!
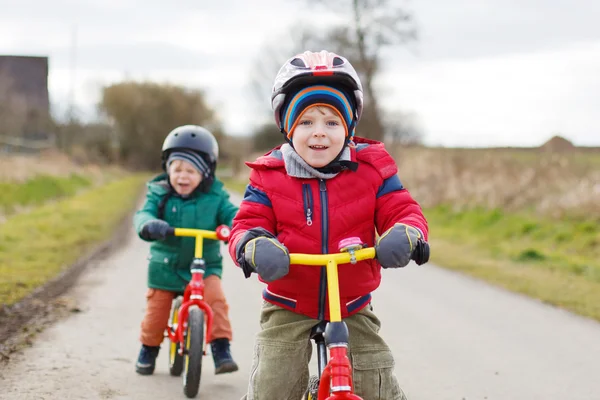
[312,70,334,76]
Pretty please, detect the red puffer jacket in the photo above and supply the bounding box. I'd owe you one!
[229,137,428,320]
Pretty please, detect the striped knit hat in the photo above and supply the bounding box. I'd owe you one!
[280,84,357,141]
[167,150,211,178]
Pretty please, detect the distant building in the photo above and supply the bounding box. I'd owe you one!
[0,55,49,113]
[0,55,51,142]
[0,55,52,151]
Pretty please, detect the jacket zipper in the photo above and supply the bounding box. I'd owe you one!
[318,179,329,320]
[302,183,313,226]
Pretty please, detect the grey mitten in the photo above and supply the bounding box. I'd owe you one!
[244,237,290,282]
[376,223,423,268]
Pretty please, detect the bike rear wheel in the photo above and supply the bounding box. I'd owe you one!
[304,375,320,400]
[183,306,205,398]
[168,297,184,376]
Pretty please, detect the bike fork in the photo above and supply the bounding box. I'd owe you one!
[315,338,328,376]
[317,321,364,400]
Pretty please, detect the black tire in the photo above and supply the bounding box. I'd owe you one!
[304,375,320,399]
[183,306,205,398]
[168,297,184,376]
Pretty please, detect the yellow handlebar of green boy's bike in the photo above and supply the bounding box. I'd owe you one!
[172,228,219,239]
[289,248,377,323]
[167,227,229,259]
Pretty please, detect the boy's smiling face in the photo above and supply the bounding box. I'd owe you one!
[168,159,202,195]
[291,106,346,168]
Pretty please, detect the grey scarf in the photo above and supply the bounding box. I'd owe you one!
[281,143,351,180]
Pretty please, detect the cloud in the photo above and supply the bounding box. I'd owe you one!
[48,43,211,70]
[409,0,600,61]
[381,40,600,146]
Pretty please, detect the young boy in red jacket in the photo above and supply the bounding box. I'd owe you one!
[229,50,429,400]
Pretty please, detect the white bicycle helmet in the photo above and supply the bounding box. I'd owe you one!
[271,50,364,130]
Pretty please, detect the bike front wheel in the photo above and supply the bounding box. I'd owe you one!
[183,306,205,398]
[168,297,184,376]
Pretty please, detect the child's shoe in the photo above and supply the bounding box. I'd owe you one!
[210,338,239,374]
[135,345,160,375]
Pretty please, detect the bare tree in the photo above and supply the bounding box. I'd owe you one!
[248,1,419,145]
[246,25,316,151]
[301,0,417,141]
[250,46,292,116]
[248,25,316,116]
[252,0,420,145]
[385,110,423,146]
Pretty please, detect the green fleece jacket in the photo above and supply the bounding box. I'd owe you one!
[133,174,238,292]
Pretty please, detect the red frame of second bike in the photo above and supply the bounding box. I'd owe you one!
[164,226,230,357]
[166,268,214,356]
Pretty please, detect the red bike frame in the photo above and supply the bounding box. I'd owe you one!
[166,268,214,356]
[318,346,362,400]
[165,227,229,356]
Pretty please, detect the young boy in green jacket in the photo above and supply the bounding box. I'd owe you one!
[133,125,239,376]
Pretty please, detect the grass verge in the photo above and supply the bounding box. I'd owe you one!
[0,173,149,306]
[0,174,92,216]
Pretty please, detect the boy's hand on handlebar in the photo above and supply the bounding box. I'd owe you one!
[244,237,290,282]
[376,223,423,268]
[140,219,171,241]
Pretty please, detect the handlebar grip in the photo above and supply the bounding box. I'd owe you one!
[411,240,430,266]
[215,225,231,242]
[165,227,175,237]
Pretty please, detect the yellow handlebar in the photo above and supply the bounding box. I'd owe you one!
[173,228,218,240]
[171,228,223,259]
[289,247,376,265]
[288,247,376,322]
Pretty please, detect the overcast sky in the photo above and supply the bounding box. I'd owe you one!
[1,0,599,146]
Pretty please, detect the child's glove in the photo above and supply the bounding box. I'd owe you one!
[243,237,290,282]
[375,223,423,268]
[235,227,290,282]
[140,219,171,241]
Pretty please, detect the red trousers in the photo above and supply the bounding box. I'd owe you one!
[140,275,232,346]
